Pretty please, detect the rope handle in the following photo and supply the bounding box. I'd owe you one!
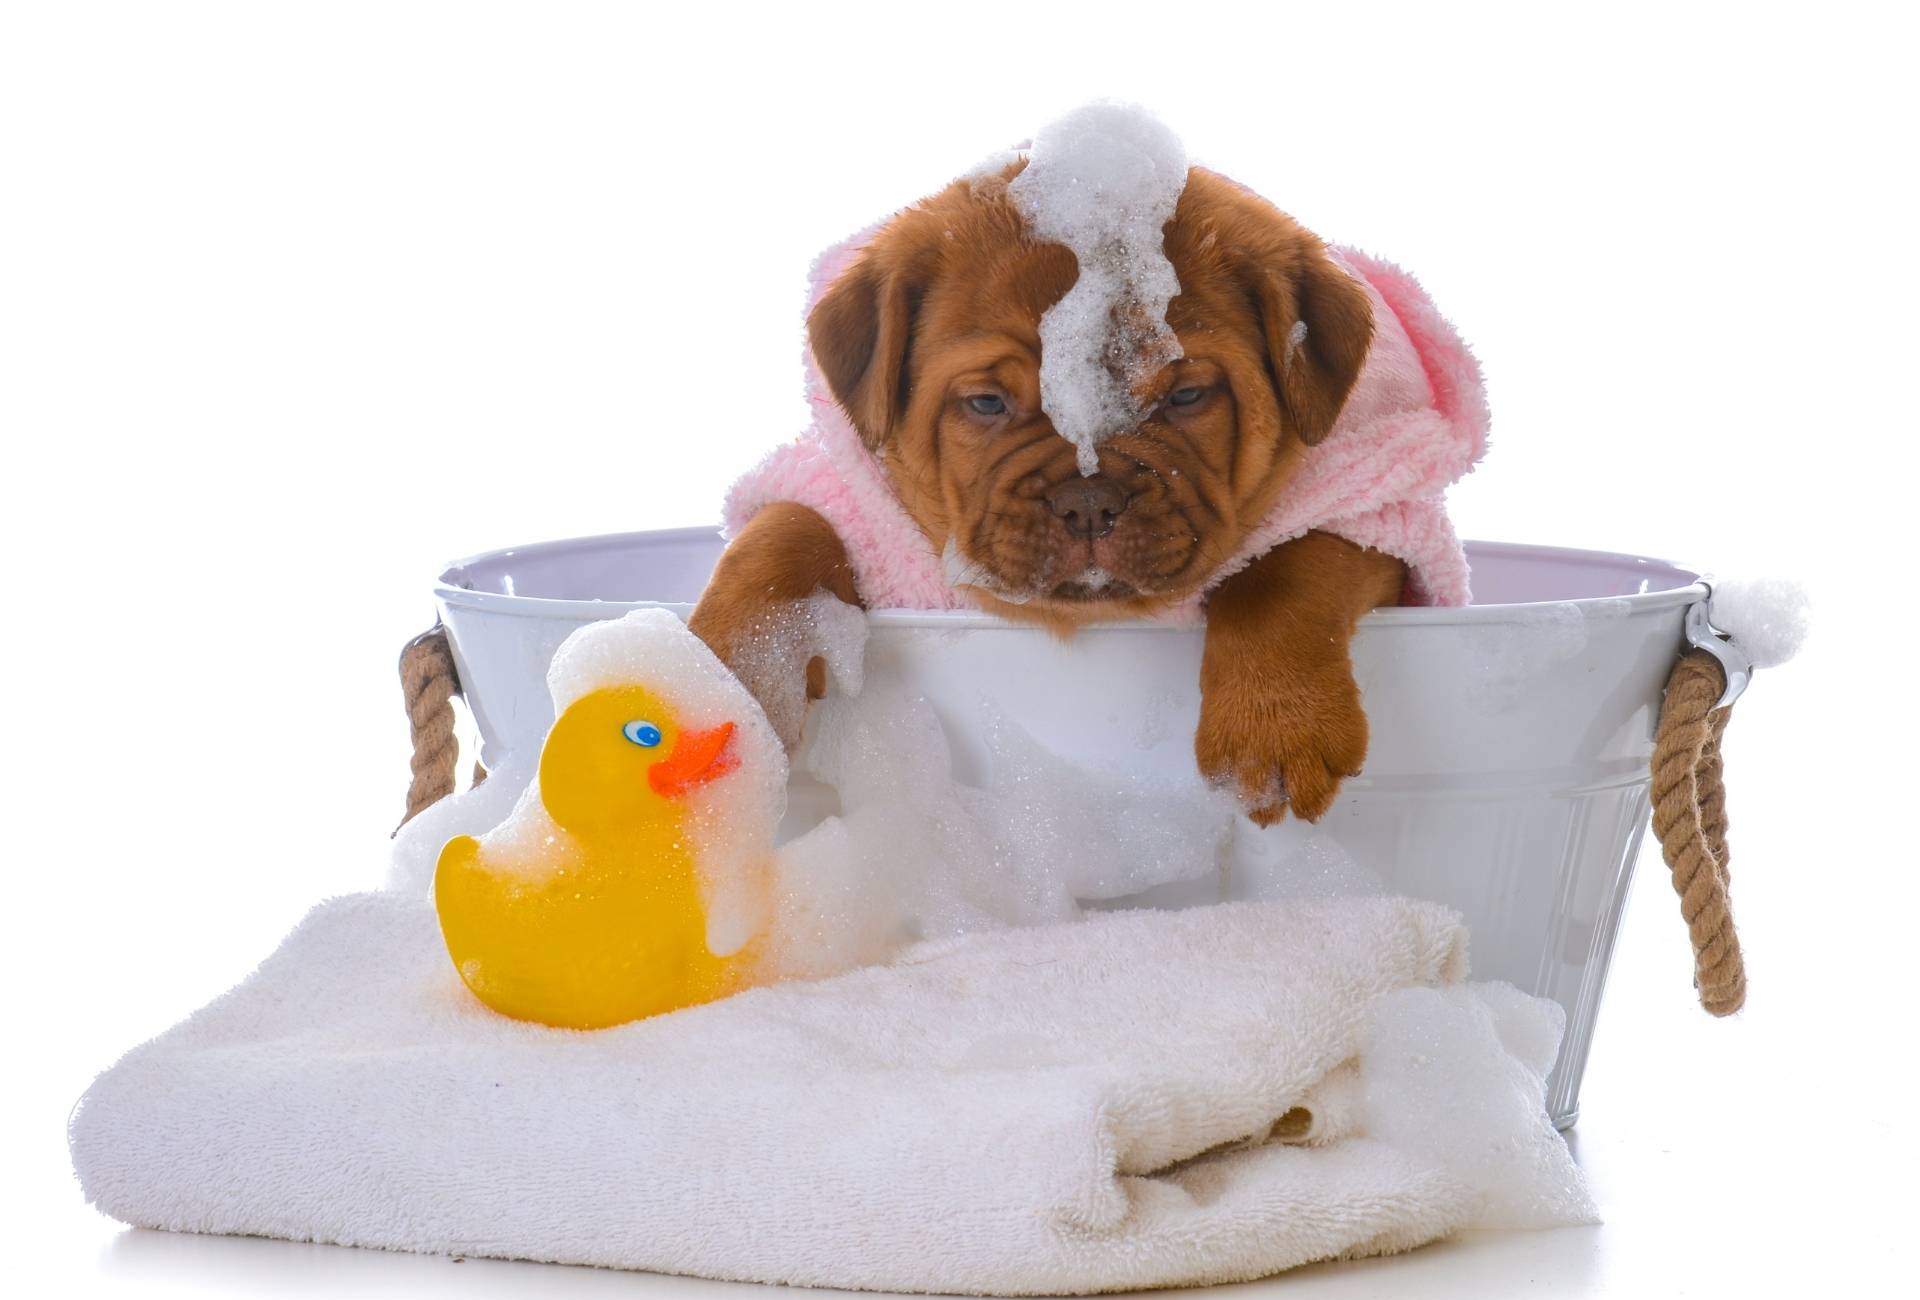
[1650,648,1746,1015]
[396,625,483,833]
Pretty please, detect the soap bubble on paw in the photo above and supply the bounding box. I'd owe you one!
[724,591,869,749]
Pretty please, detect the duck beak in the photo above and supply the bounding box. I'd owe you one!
[647,721,739,799]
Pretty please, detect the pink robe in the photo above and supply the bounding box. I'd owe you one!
[725,233,1488,613]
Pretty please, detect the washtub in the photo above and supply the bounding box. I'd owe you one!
[435,527,1706,1128]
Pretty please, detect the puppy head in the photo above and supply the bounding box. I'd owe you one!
[807,165,1374,625]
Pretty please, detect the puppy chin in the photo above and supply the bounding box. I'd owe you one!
[944,538,1193,631]
[1048,566,1137,602]
[990,590,1179,635]
[961,570,1187,634]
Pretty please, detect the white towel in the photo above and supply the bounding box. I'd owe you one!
[70,891,1591,1294]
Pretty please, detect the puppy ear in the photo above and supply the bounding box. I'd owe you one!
[807,249,921,450]
[1247,249,1375,446]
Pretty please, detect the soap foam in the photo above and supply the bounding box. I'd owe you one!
[1226,817,1387,902]
[713,590,868,750]
[1008,103,1189,475]
[758,679,1243,980]
[1709,575,1810,669]
[388,753,534,896]
[1361,982,1599,1229]
[961,139,1031,187]
[1462,600,1616,713]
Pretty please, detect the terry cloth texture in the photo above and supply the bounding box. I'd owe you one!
[71,892,1589,1294]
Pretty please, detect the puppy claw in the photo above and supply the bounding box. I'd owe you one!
[1247,800,1288,829]
[1235,773,1288,826]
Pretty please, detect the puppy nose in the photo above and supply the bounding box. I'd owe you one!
[1045,476,1130,539]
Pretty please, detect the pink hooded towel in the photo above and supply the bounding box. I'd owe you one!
[725,230,1488,614]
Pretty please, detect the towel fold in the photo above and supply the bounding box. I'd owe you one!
[70,891,1590,1294]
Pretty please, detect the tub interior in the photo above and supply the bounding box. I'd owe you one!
[441,527,1701,608]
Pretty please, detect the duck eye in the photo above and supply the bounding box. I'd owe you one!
[622,720,663,748]
[1168,386,1205,408]
[966,394,1008,417]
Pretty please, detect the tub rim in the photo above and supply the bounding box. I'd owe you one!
[434,527,1709,629]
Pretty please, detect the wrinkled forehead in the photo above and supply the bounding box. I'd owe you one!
[915,237,1256,362]
[917,236,1076,349]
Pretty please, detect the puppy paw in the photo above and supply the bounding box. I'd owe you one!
[1195,664,1369,824]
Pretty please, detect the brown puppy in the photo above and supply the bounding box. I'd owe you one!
[691,166,1405,823]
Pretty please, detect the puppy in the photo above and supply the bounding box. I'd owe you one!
[693,165,1427,824]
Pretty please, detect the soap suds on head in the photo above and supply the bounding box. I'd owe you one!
[962,139,1032,186]
[1008,103,1189,475]
[1284,320,1310,370]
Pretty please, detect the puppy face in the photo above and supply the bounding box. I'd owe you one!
[808,166,1375,625]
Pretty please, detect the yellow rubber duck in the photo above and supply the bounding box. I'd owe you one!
[434,609,787,1029]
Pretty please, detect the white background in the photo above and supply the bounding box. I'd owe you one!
[3,1,1915,1295]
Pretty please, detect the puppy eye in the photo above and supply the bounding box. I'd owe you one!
[622,720,663,747]
[965,394,1008,417]
[1167,387,1206,408]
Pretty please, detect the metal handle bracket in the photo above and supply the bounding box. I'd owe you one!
[1685,579,1752,710]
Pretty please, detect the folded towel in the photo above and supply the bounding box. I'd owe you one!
[70,891,1591,1294]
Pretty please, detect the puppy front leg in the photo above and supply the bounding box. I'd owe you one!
[1195,530,1405,824]
[689,502,863,749]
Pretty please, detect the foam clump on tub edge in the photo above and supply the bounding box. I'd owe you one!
[1007,102,1188,476]
[1710,576,1811,669]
